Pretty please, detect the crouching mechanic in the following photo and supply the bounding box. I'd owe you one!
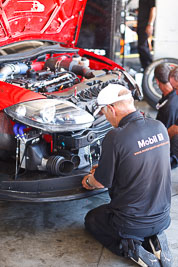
[154,63,178,168]
[168,66,178,168]
[82,84,172,267]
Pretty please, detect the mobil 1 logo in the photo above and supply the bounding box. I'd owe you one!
[137,133,164,149]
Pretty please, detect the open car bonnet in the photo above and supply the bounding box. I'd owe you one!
[0,0,87,47]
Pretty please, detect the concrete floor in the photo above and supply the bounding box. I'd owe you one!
[0,100,177,267]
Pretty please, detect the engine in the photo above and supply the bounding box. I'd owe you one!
[0,49,141,178]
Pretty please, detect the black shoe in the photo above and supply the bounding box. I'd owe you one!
[149,232,172,267]
[130,244,161,267]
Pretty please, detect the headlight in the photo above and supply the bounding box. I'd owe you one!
[4,99,94,132]
[40,104,56,123]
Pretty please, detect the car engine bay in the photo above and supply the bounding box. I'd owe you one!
[0,45,141,181]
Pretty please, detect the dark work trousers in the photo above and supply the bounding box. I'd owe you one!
[137,28,153,70]
[85,204,170,257]
[84,204,124,257]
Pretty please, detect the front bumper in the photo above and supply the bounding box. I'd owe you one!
[0,162,107,202]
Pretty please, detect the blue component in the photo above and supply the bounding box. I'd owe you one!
[13,123,26,139]
[13,123,20,137]
[18,63,28,74]
[19,125,26,138]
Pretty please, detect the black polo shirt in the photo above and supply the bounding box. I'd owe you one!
[94,111,171,237]
[138,0,156,29]
[156,90,178,129]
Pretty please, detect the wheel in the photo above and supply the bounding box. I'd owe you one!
[142,58,178,109]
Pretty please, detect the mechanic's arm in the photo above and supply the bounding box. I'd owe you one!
[82,130,117,190]
[145,6,156,36]
[168,124,178,139]
[82,173,104,190]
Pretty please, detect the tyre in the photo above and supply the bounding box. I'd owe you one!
[142,58,178,109]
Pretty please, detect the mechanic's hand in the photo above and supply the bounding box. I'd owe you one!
[82,174,95,190]
[90,164,98,175]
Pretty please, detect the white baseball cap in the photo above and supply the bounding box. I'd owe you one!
[93,84,132,116]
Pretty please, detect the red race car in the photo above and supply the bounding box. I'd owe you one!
[0,0,141,202]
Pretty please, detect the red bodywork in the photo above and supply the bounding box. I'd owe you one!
[0,81,46,110]
[0,0,87,47]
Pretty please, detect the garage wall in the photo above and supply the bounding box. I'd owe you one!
[154,0,178,60]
